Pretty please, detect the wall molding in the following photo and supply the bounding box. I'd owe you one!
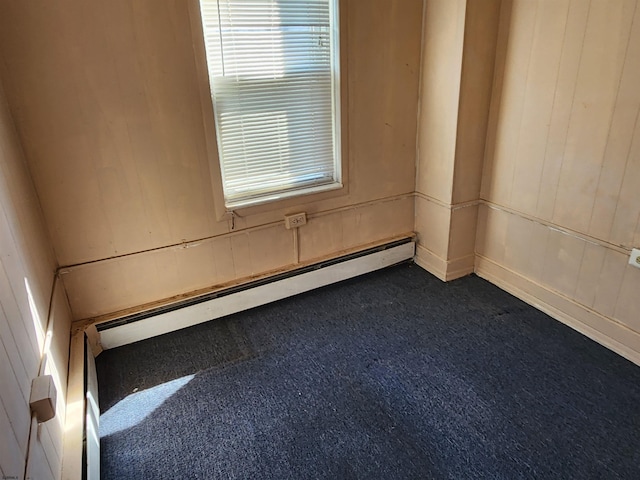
[414,191,480,211]
[475,254,640,367]
[58,193,415,273]
[479,200,633,256]
[414,244,474,281]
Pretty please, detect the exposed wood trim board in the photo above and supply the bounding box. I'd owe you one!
[74,233,416,330]
[98,241,415,349]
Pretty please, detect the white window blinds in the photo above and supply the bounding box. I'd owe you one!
[199,0,342,209]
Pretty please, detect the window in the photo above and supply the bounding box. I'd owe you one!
[199,0,342,209]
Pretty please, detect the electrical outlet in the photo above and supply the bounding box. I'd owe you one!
[630,248,640,269]
[284,212,307,229]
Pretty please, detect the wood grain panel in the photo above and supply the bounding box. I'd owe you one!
[486,0,539,206]
[509,0,569,215]
[588,3,640,242]
[448,205,479,261]
[415,196,451,260]
[480,0,640,361]
[416,0,465,202]
[0,75,71,480]
[615,265,640,330]
[534,0,591,220]
[452,0,501,204]
[609,113,640,247]
[553,0,635,233]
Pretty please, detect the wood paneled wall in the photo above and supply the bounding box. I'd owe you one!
[0,80,72,480]
[478,0,640,363]
[0,0,422,321]
[415,0,501,280]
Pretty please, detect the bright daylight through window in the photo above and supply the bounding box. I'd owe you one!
[199,0,342,209]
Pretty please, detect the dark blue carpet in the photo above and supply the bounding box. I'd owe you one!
[97,263,640,479]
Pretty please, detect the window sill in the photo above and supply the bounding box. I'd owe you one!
[225,181,344,211]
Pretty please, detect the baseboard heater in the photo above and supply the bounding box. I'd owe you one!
[97,237,415,349]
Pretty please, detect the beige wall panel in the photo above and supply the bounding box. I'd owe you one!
[481,0,640,361]
[64,197,413,320]
[0,264,40,379]
[416,0,466,201]
[478,205,550,284]
[592,249,629,319]
[534,0,590,220]
[0,82,43,472]
[0,0,222,265]
[0,299,32,408]
[0,326,31,454]
[448,205,479,261]
[212,236,237,285]
[298,214,345,263]
[476,205,508,265]
[509,0,569,215]
[502,209,536,277]
[0,0,422,268]
[298,197,413,263]
[0,400,24,479]
[573,242,607,309]
[541,227,586,299]
[33,426,60,480]
[523,220,550,284]
[340,197,414,251]
[0,92,56,322]
[552,0,635,233]
[474,203,489,257]
[415,196,451,260]
[25,442,54,480]
[43,285,72,461]
[482,0,538,206]
[588,4,640,242]
[62,224,296,319]
[614,265,640,331]
[609,118,640,247]
[480,0,511,203]
[0,77,71,479]
[348,0,422,201]
[247,226,297,275]
[452,0,501,204]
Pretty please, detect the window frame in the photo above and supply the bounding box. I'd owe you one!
[190,0,349,218]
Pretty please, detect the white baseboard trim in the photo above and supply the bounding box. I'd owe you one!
[99,241,415,349]
[475,255,640,367]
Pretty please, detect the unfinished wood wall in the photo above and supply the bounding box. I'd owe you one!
[478,0,640,362]
[0,80,72,480]
[0,0,422,321]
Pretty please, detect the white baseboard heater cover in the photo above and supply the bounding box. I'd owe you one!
[98,239,415,349]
